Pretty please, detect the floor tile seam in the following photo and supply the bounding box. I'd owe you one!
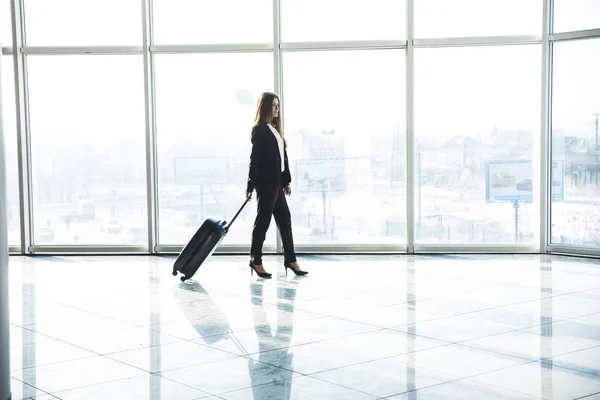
[170,314,331,346]
[243,343,424,376]
[9,326,110,358]
[309,364,467,398]
[458,339,600,364]
[239,302,330,320]
[152,372,217,397]
[16,324,195,358]
[380,371,539,400]
[10,353,103,373]
[567,311,600,323]
[388,345,535,379]
[9,375,55,397]
[16,369,147,399]
[539,356,600,378]
[102,338,240,360]
[515,324,600,347]
[390,323,523,347]
[45,373,169,398]
[386,293,582,329]
[219,372,380,399]
[205,370,303,397]
[574,391,600,400]
[17,298,141,330]
[245,331,458,374]
[304,347,468,380]
[109,348,242,374]
[311,314,397,333]
[453,341,546,363]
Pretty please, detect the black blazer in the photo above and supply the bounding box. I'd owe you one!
[247,122,292,193]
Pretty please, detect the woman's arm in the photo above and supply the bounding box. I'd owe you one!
[282,149,292,188]
[247,126,263,194]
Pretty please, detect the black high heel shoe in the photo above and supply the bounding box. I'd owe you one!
[249,262,272,279]
[283,262,308,276]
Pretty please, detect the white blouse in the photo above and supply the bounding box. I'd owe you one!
[268,123,285,172]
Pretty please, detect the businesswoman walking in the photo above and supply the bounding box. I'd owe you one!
[245,92,308,279]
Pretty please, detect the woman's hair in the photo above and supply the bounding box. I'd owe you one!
[252,92,287,148]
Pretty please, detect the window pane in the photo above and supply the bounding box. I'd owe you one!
[2,56,20,246]
[551,39,600,248]
[283,50,406,245]
[1,0,12,47]
[153,0,272,45]
[415,0,541,38]
[281,0,405,41]
[27,56,147,245]
[414,46,541,244]
[554,0,600,33]
[24,0,141,46]
[154,53,274,246]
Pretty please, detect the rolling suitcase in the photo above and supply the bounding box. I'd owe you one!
[172,197,250,282]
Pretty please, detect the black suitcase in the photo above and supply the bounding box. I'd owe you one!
[172,197,250,282]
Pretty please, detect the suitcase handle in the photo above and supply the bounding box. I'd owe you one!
[224,196,251,232]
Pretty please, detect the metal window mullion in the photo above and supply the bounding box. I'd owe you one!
[11,0,33,254]
[142,0,158,254]
[21,46,143,55]
[274,0,283,255]
[540,0,552,253]
[405,0,415,253]
[150,44,273,53]
[413,35,542,48]
[549,28,600,42]
[280,40,407,51]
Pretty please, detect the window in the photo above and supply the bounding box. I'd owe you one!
[414,45,541,244]
[1,0,12,47]
[282,50,406,245]
[281,0,405,42]
[553,0,600,33]
[26,55,147,245]
[152,0,272,45]
[415,0,542,38]
[154,53,274,246]
[2,56,20,246]
[551,39,600,248]
[23,0,142,46]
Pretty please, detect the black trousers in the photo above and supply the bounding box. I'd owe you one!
[250,185,297,265]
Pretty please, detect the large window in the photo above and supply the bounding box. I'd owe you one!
[154,53,274,246]
[1,0,11,46]
[2,56,20,246]
[282,50,406,245]
[27,56,147,245]
[415,0,542,38]
[551,38,600,248]
[553,0,600,33]
[152,0,272,45]
[414,45,541,244]
[281,0,405,42]
[23,0,141,46]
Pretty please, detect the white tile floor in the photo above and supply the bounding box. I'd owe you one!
[6,254,600,399]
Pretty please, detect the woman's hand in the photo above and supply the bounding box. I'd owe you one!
[246,191,252,200]
[283,185,292,196]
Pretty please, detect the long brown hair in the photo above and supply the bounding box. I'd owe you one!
[252,92,287,148]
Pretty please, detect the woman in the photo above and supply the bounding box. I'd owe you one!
[245,92,308,279]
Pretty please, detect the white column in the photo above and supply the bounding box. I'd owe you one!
[0,44,13,400]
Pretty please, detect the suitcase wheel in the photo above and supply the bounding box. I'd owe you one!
[172,269,178,276]
[180,276,187,282]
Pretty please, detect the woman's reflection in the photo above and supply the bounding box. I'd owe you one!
[247,275,303,399]
[175,273,304,399]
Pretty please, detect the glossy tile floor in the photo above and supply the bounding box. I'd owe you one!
[6,254,600,400]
